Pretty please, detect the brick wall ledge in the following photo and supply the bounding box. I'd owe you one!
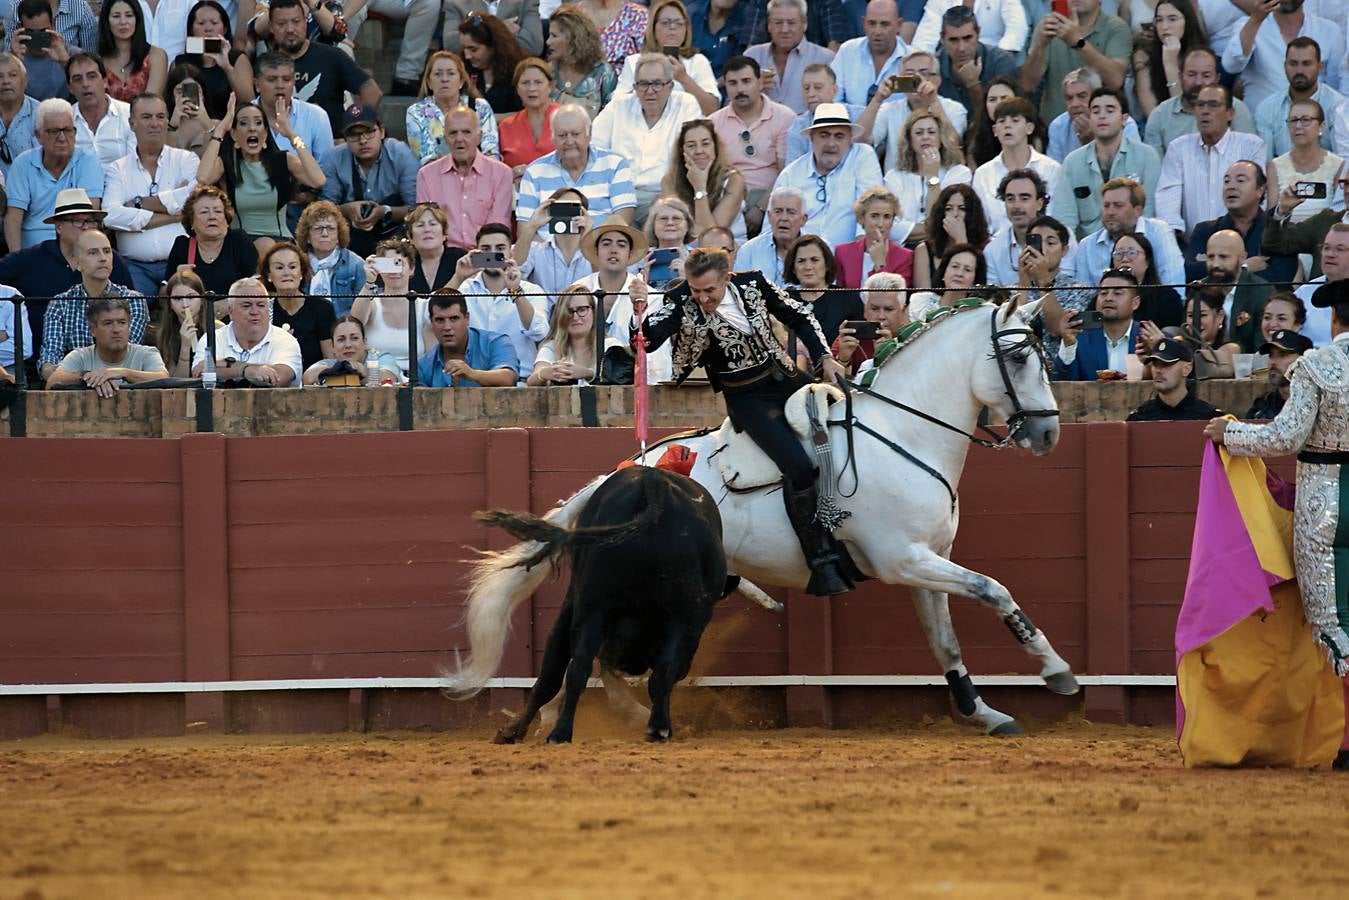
[0,380,1268,438]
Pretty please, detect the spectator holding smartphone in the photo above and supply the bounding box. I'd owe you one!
[1053,267,1141,382]
[834,271,909,378]
[513,188,595,295]
[11,0,74,103]
[1016,214,1091,362]
[640,196,694,289]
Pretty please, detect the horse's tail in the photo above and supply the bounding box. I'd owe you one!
[443,471,669,697]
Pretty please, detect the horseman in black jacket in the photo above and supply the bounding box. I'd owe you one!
[632,247,852,596]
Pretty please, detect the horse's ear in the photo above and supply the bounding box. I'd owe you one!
[999,291,1022,324]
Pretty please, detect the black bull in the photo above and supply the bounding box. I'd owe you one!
[479,466,733,744]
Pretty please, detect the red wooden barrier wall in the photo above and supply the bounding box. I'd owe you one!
[0,423,1234,739]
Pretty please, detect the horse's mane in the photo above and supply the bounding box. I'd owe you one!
[858,298,996,389]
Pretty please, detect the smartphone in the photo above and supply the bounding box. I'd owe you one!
[372,257,402,275]
[662,45,680,57]
[360,201,376,218]
[184,36,223,54]
[23,29,52,52]
[1077,310,1105,330]
[1026,233,1043,253]
[1052,0,1071,17]
[548,201,582,235]
[470,250,507,269]
[844,320,881,341]
[180,81,200,104]
[650,247,678,266]
[888,74,921,93]
[1293,181,1328,199]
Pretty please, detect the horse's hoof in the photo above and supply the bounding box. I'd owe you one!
[1043,670,1081,695]
[492,730,519,745]
[989,720,1026,736]
[546,733,572,745]
[646,728,672,742]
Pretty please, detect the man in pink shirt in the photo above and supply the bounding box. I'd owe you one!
[709,55,796,237]
[414,107,513,250]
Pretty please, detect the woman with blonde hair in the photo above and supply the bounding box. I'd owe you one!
[546,4,619,119]
[883,111,971,227]
[404,203,464,295]
[835,186,915,289]
[526,284,621,385]
[294,201,366,317]
[661,119,747,243]
[405,50,501,165]
[499,58,562,177]
[641,196,694,288]
[614,0,718,114]
[154,269,224,377]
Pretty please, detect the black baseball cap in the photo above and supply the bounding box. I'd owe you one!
[1143,339,1193,365]
[341,104,382,133]
[1259,329,1314,354]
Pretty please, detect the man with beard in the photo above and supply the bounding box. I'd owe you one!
[267,0,381,136]
[1155,85,1267,240]
[772,102,882,247]
[1255,38,1341,156]
[1074,177,1185,287]
[1223,0,1343,112]
[1126,338,1221,420]
[1144,48,1258,159]
[1054,267,1142,382]
[1186,160,1296,284]
[1200,229,1275,353]
[1246,328,1313,417]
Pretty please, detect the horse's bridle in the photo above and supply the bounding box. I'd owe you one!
[834,306,1059,509]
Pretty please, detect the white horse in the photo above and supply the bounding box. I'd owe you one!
[447,299,1079,735]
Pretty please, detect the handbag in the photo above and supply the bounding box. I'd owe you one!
[596,345,635,385]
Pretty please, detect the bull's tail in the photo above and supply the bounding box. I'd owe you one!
[443,471,668,697]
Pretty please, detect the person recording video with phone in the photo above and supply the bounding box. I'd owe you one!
[834,271,909,379]
[1053,267,1141,382]
[446,222,545,379]
[512,188,595,296]
[1016,214,1092,362]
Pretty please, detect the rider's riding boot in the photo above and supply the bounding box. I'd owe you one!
[783,484,853,596]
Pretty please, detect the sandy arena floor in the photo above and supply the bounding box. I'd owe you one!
[2,711,1346,900]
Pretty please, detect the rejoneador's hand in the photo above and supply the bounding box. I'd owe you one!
[1203,417,1229,444]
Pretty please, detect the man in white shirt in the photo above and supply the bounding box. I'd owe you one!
[1222,0,1343,113]
[446,222,547,379]
[770,102,883,247]
[859,48,968,171]
[192,278,303,386]
[591,53,702,225]
[102,94,200,297]
[575,216,649,347]
[985,168,1052,288]
[829,0,908,106]
[1143,48,1258,159]
[1155,85,1268,240]
[972,96,1061,233]
[735,185,807,285]
[66,52,133,167]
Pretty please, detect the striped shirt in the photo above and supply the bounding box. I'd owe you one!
[4,0,98,54]
[515,147,638,225]
[38,282,147,371]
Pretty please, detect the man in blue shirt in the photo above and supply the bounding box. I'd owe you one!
[771,102,882,247]
[829,0,908,106]
[416,290,519,387]
[0,52,41,180]
[689,0,755,79]
[319,104,418,256]
[4,96,103,250]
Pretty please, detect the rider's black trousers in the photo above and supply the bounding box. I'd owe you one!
[724,369,815,491]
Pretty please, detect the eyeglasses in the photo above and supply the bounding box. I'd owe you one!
[635,79,672,92]
[1287,116,1322,126]
[0,137,9,166]
[64,217,100,228]
[148,180,159,194]
[43,127,76,138]
[347,128,380,142]
[310,223,339,233]
[566,305,593,316]
[1112,247,1141,259]
[814,173,827,203]
[739,129,756,157]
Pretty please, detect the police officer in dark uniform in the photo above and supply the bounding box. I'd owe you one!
[1246,330,1314,419]
[632,247,852,596]
[1126,340,1223,421]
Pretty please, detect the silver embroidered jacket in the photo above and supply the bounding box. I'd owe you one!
[640,271,830,389]
[1225,336,1349,674]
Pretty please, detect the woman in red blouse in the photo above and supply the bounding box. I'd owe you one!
[834,186,915,290]
[499,58,561,180]
[98,0,168,101]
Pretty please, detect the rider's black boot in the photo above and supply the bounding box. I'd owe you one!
[783,485,853,596]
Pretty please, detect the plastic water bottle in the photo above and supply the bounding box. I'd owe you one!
[202,352,217,390]
[365,349,381,387]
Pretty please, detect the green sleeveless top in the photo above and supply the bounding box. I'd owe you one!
[234,160,290,239]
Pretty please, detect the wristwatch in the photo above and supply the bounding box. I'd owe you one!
[927,176,940,188]
[1072,37,1087,50]
[132,195,143,209]
[694,190,708,201]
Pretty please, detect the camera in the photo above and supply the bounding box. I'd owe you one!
[470,250,508,269]
[1293,181,1328,199]
[548,201,583,235]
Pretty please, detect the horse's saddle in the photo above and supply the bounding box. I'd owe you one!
[715,383,844,491]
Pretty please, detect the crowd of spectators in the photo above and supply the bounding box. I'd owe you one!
[0,0,1342,422]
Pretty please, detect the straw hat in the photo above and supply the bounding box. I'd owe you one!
[43,188,108,224]
[580,215,649,267]
[802,102,863,135]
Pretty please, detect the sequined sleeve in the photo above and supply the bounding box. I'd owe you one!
[640,295,686,351]
[1224,364,1321,458]
[764,278,829,364]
